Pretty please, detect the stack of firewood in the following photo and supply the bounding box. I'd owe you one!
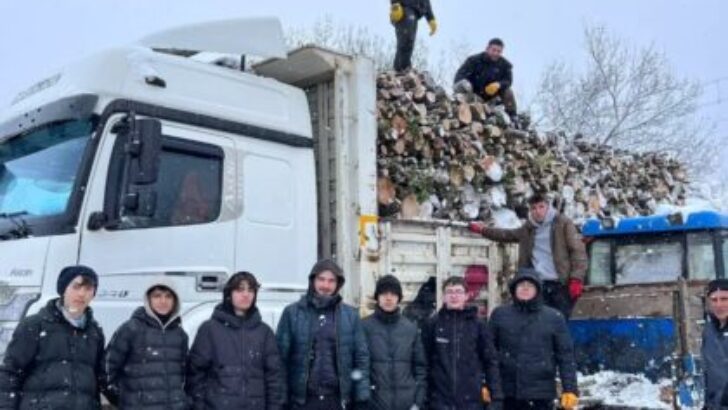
[376,70,688,223]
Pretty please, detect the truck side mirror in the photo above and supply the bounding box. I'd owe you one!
[125,118,162,185]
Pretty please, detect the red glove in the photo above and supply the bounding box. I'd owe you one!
[568,278,583,301]
[469,222,485,235]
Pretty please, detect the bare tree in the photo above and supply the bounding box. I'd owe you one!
[285,16,471,89]
[534,24,718,173]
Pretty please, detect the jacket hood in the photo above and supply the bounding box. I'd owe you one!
[143,281,181,329]
[528,206,557,227]
[308,259,345,295]
[212,302,262,329]
[509,268,544,311]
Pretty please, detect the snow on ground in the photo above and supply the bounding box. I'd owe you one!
[579,371,673,409]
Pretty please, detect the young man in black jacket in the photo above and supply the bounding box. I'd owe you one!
[187,271,283,410]
[363,275,427,410]
[454,38,517,120]
[0,265,107,409]
[276,259,370,410]
[422,276,502,410]
[105,282,189,409]
[488,268,579,410]
[390,0,437,72]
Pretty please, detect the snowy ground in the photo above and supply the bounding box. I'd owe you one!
[578,371,673,409]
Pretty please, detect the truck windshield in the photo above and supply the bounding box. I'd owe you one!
[0,119,95,218]
[615,239,683,284]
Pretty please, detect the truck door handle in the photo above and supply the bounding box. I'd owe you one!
[196,273,226,291]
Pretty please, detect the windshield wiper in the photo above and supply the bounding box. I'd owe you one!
[0,211,32,240]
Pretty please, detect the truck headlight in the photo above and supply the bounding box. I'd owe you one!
[0,292,40,321]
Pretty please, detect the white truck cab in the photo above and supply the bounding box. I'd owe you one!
[0,18,509,353]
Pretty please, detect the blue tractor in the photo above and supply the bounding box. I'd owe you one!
[572,210,728,406]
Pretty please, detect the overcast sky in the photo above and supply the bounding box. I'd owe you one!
[1,0,726,175]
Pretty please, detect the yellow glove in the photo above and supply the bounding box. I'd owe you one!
[428,19,438,36]
[390,3,405,23]
[560,392,579,410]
[481,386,491,404]
[485,82,501,96]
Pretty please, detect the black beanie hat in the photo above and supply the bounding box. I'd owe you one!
[374,275,403,302]
[707,279,728,297]
[57,265,98,296]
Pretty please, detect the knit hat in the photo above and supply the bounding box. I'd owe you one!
[707,279,728,297]
[57,265,98,296]
[374,275,403,302]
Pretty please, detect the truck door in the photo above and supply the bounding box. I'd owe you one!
[79,114,236,333]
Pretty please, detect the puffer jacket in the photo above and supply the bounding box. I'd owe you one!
[488,270,578,400]
[422,305,502,410]
[187,304,283,410]
[0,298,106,410]
[363,308,427,410]
[105,292,189,410]
[276,294,370,407]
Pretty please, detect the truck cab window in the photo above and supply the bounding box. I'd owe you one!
[687,232,716,280]
[0,119,95,218]
[113,137,223,230]
[588,240,612,286]
[615,239,683,284]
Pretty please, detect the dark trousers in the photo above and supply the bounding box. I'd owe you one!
[393,8,418,72]
[503,398,555,410]
[294,396,343,410]
[483,88,518,116]
[542,280,574,319]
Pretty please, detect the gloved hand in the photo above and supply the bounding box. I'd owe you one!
[481,386,491,404]
[485,82,501,96]
[489,400,503,410]
[408,405,420,410]
[560,392,579,410]
[428,19,438,36]
[390,3,405,23]
[568,278,584,301]
[469,222,486,235]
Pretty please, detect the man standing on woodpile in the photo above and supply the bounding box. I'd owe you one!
[454,38,517,122]
[488,268,579,410]
[468,193,588,319]
[390,0,437,72]
[702,278,728,410]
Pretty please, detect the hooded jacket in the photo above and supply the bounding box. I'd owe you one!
[0,298,106,410]
[104,283,189,410]
[276,260,370,407]
[422,304,502,410]
[187,290,283,410]
[487,269,578,400]
[478,210,587,282]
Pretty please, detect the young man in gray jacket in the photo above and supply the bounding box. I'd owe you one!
[702,278,728,409]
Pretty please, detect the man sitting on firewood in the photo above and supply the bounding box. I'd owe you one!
[454,38,518,122]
